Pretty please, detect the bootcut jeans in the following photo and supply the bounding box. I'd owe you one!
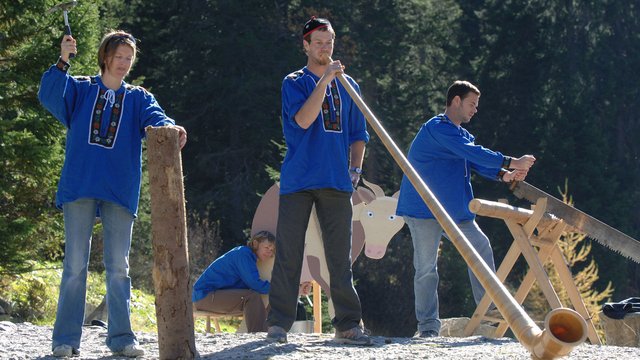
[52,198,138,352]
[404,217,496,334]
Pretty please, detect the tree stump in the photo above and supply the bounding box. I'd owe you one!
[601,312,640,347]
[146,126,196,359]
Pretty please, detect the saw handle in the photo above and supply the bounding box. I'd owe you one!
[509,180,519,191]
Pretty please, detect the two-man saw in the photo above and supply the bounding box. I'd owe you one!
[510,181,640,263]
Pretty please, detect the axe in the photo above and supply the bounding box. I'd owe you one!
[48,1,78,58]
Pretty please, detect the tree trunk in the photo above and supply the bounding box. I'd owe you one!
[146,126,196,359]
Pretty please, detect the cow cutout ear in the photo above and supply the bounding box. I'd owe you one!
[251,183,280,237]
[392,190,400,199]
[362,178,385,198]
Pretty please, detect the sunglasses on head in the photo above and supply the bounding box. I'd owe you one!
[109,34,136,45]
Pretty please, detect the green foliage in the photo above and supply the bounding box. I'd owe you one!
[187,211,223,286]
[0,0,125,272]
[468,0,640,299]
[2,267,59,323]
[129,155,155,292]
[129,288,158,333]
[122,0,292,244]
[0,261,105,324]
[0,262,175,334]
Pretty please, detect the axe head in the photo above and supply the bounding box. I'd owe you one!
[47,0,78,13]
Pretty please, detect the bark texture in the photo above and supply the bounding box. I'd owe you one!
[146,126,196,359]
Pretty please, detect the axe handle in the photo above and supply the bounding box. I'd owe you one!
[63,11,74,58]
[64,25,75,58]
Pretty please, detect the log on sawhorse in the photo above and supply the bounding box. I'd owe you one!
[463,198,602,345]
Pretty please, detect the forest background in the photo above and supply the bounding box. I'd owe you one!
[1,0,639,337]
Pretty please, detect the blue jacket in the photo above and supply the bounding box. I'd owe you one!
[396,114,506,222]
[192,246,270,302]
[38,64,174,216]
[279,67,369,195]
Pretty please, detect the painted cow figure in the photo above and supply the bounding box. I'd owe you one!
[251,179,404,318]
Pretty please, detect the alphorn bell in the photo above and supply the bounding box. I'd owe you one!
[330,60,587,359]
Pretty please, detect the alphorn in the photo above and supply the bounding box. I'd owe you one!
[332,66,587,359]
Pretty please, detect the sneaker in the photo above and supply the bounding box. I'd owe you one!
[418,330,439,338]
[266,325,288,343]
[334,326,373,346]
[52,344,79,357]
[113,344,145,358]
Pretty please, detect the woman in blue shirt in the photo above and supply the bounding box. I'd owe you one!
[39,30,187,358]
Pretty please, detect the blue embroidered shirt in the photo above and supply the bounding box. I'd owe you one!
[279,67,369,195]
[38,64,174,216]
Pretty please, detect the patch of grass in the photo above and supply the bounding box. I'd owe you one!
[192,316,241,334]
[130,291,241,334]
[130,289,157,332]
[0,263,241,334]
[0,262,62,324]
[0,263,109,325]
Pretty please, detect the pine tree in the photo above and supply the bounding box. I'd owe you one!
[0,0,123,272]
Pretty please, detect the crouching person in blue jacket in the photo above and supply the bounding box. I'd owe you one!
[192,231,276,333]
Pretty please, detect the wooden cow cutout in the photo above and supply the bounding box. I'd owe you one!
[250,179,404,318]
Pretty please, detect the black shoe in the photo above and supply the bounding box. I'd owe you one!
[334,326,372,346]
[419,330,439,338]
[266,326,288,343]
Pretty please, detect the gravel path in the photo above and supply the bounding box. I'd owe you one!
[1,321,640,359]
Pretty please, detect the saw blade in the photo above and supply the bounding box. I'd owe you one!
[510,181,640,263]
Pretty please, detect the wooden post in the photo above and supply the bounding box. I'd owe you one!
[313,281,322,333]
[146,126,196,359]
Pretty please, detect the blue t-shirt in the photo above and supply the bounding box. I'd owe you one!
[192,246,270,302]
[38,64,175,216]
[396,114,506,222]
[279,67,369,195]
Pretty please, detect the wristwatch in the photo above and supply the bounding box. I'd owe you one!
[349,166,362,175]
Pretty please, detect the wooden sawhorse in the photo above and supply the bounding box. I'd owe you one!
[463,198,601,344]
[193,310,243,333]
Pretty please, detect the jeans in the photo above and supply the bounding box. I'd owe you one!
[267,189,362,332]
[52,198,137,352]
[404,217,496,333]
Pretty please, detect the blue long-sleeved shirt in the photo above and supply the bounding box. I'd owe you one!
[279,67,370,195]
[396,114,506,222]
[38,63,174,216]
[192,246,270,302]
